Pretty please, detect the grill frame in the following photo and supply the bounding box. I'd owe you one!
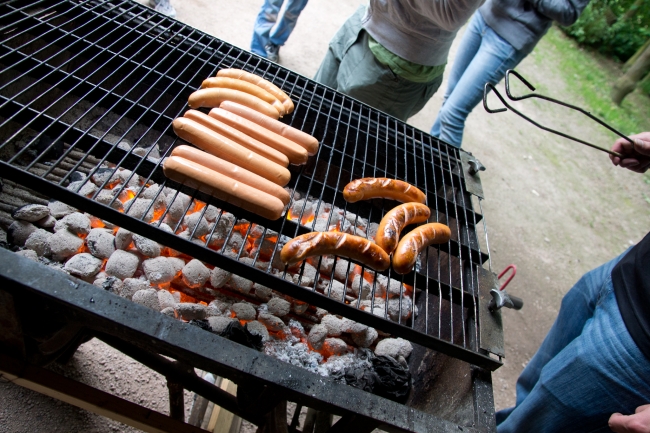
[0,0,502,370]
[0,247,497,433]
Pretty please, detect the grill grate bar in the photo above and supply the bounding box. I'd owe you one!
[0,0,502,368]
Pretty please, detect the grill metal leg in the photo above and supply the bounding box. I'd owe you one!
[168,380,185,421]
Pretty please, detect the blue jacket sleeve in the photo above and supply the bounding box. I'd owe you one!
[533,0,591,27]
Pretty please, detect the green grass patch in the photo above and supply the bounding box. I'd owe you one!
[541,26,650,136]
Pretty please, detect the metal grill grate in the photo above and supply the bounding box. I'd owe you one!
[0,0,500,369]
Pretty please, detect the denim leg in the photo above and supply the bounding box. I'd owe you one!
[269,0,309,46]
[251,0,284,57]
[497,284,650,432]
[431,14,530,148]
[497,250,650,432]
[430,12,484,138]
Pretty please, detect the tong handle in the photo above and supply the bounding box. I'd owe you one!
[483,70,630,158]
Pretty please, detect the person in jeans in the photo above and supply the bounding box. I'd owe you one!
[250,0,309,63]
[431,0,590,148]
[313,0,483,121]
[496,133,650,433]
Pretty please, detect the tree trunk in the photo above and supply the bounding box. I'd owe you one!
[624,39,650,71]
[611,39,650,105]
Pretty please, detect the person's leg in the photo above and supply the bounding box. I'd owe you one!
[496,279,650,432]
[313,6,366,89]
[268,0,309,47]
[432,14,531,147]
[430,12,484,138]
[251,0,284,57]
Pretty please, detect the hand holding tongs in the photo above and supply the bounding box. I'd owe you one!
[483,69,632,158]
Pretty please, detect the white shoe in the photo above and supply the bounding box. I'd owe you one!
[149,0,176,18]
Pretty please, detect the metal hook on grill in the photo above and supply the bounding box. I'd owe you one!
[482,71,627,158]
[488,264,523,313]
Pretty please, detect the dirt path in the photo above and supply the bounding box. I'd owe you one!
[2,0,649,431]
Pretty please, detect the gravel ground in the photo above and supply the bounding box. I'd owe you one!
[2,0,649,431]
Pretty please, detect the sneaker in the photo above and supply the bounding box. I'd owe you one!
[265,43,280,62]
[150,0,176,18]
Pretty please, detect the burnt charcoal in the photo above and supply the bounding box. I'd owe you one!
[342,351,411,402]
[371,355,411,402]
[219,321,263,351]
[188,319,211,332]
[28,135,64,161]
[69,171,86,182]
[344,366,378,393]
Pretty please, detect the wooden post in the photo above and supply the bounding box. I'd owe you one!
[0,354,207,433]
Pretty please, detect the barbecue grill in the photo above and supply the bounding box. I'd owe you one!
[0,0,506,431]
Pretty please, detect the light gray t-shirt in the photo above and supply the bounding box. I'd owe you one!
[362,0,486,67]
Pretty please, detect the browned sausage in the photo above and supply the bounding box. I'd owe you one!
[217,68,294,114]
[343,178,427,204]
[172,117,291,186]
[375,203,431,254]
[171,145,291,205]
[201,77,286,116]
[183,109,289,167]
[163,156,285,220]
[281,232,390,271]
[392,223,451,274]
[188,88,280,119]
[208,108,309,165]
[220,101,318,155]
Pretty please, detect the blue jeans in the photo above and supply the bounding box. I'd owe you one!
[496,251,650,433]
[430,12,531,148]
[250,0,309,57]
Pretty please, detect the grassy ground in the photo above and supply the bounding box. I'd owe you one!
[545,26,650,136]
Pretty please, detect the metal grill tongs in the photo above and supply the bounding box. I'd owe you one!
[483,69,632,158]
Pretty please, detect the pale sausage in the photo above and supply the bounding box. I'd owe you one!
[171,145,291,206]
[208,108,308,165]
[172,117,291,186]
[201,77,286,116]
[163,156,285,220]
[183,109,289,167]
[217,68,294,114]
[188,88,280,119]
[220,101,318,155]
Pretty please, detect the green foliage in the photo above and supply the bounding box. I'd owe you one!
[543,27,650,137]
[561,0,650,62]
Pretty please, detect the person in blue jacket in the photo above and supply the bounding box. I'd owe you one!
[431,0,590,148]
[251,0,309,62]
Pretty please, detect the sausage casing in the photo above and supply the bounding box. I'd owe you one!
[220,101,318,155]
[188,88,280,119]
[208,108,308,165]
[375,203,431,254]
[183,109,290,167]
[343,178,426,204]
[217,68,294,114]
[172,117,291,186]
[392,223,451,274]
[162,156,285,220]
[201,77,286,116]
[281,232,390,271]
[171,145,291,205]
